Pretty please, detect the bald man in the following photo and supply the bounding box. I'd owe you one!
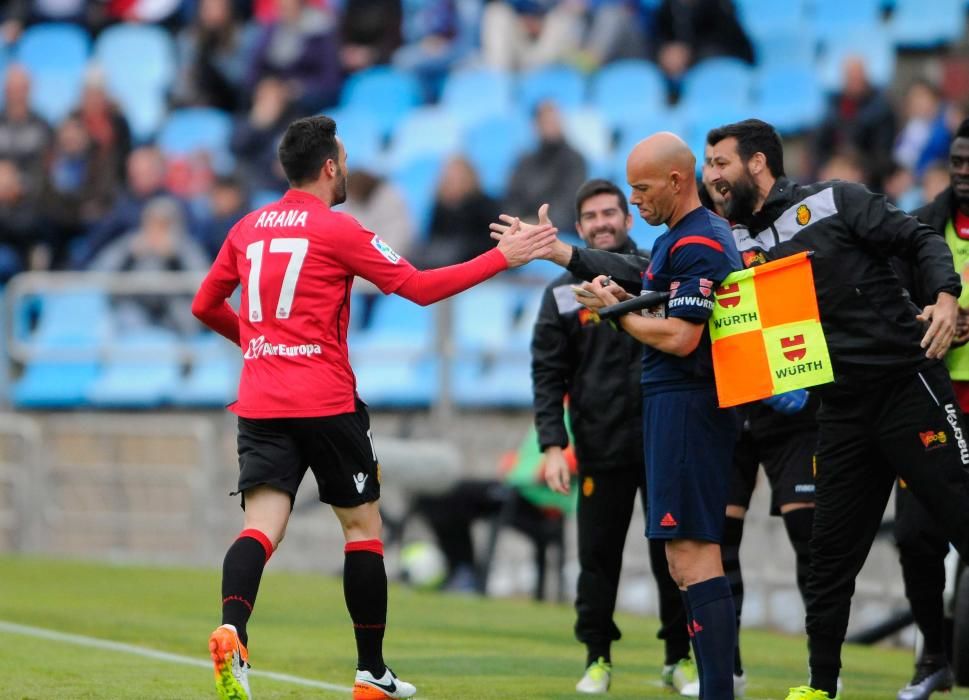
[493,133,742,698]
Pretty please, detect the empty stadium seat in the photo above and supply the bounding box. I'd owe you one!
[754,64,825,134]
[351,294,435,357]
[888,0,966,48]
[386,106,461,169]
[13,361,100,408]
[734,0,806,38]
[339,66,422,138]
[562,107,613,178]
[325,107,383,171]
[589,59,667,131]
[354,357,439,408]
[86,327,182,407]
[680,58,754,109]
[157,107,233,158]
[810,0,884,43]
[751,28,815,69]
[27,290,112,354]
[452,282,519,354]
[440,67,514,129]
[176,333,239,407]
[388,154,444,237]
[14,22,90,123]
[462,111,534,198]
[94,24,176,140]
[517,64,586,113]
[451,357,533,408]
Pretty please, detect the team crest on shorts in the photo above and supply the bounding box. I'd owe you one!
[796,204,811,226]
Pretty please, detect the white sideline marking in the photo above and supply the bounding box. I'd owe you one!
[0,619,350,693]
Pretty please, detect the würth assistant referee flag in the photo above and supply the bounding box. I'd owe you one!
[709,251,833,407]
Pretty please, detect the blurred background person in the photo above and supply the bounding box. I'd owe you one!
[230,76,295,195]
[194,173,249,260]
[0,158,43,282]
[505,101,587,232]
[339,0,403,73]
[0,64,51,198]
[76,69,132,187]
[480,0,585,71]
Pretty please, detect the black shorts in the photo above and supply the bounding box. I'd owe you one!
[728,426,817,515]
[235,400,380,509]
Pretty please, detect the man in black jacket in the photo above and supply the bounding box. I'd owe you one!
[891,118,969,700]
[533,179,692,694]
[704,118,969,700]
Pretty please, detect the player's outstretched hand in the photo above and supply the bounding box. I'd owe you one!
[543,447,571,495]
[762,389,809,415]
[496,216,558,268]
[918,291,959,359]
[490,204,572,265]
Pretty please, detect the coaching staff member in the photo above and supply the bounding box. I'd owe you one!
[534,179,693,693]
[705,118,969,700]
[192,115,556,700]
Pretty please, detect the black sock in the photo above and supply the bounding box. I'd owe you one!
[722,515,745,676]
[687,576,737,698]
[344,540,387,675]
[808,632,841,696]
[222,529,273,647]
[782,508,814,606]
[586,646,611,666]
[901,553,947,659]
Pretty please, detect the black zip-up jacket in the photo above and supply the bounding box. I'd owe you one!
[531,240,648,471]
[894,186,956,307]
[733,177,961,389]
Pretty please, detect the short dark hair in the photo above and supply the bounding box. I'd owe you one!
[277,116,339,186]
[706,118,786,178]
[575,179,629,221]
[956,118,969,141]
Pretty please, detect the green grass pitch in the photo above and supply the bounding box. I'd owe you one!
[2,555,967,699]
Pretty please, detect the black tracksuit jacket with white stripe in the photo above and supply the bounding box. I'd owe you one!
[731,177,961,390]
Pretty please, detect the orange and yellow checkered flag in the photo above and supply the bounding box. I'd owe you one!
[709,251,833,407]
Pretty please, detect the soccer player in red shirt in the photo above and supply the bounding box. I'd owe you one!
[192,115,556,700]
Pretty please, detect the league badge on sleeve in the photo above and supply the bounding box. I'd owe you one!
[371,235,401,264]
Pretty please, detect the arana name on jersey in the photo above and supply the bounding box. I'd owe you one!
[254,209,309,228]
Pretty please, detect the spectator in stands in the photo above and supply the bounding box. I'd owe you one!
[417,155,502,268]
[41,114,117,269]
[246,0,343,112]
[195,173,248,260]
[573,0,649,70]
[342,168,415,262]
[480,0,585,71]
[340,0,403,73]
[1,0,107,42]
[0,158,43,281]
[814,56,896,190]
[173,0,256,112]
[652,0,753,84]
[72,145,186,267]
[0,65,51,197]
[884,160,922,212]
[392,0,476,100]
[894,79,954,181]
[230,76,295,195]
[504,101,587,232]
[90,196,209,335]
[76,69,132,186]
[922,160,952,206]
[817,150,865,184]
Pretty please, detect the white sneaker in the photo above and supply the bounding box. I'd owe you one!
[208,624,251,700]
[353,667,417,699]
[734,672,747,697]
[576,657,611,693]
[662,658,699,695]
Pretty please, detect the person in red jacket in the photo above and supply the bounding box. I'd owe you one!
[192,115,555,700]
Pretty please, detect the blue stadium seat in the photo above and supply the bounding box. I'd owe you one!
[94,24,176,140]
[810,0,884,43]
[451,357,533,408]
[452,282,519,354]
[28,290,112,354]
[629,216,667,250]
[157,107,233,158]
[589,59,666,131]
[734,0,806,38]
[351,294,435,357]
[340,67,422,138]
[386,106,461,170]
[563,108,613,177]
[818,28,896,90]
[751,28,815,69]
[14,23,90,123]
[176,335,239,407]
[325,107,383,171]
[754,64,824,134]
[86,327,181,408]
[440,67,514,129]
[680,58,754,109]
[888,0,966,48]
[13,361,100,408]
[388,154,444,237]
[517,64,586,113]
[683,104,752,174]
[251,189,283,209]
[462,111,534,198]
[354,357,439,408]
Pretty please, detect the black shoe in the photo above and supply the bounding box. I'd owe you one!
[896,661,954,700]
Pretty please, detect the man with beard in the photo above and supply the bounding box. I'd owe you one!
[889,117,969,700]
[495,132,743,698]
[192,115,558,700]
[534,179,694,693]
[704,118,969,700]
